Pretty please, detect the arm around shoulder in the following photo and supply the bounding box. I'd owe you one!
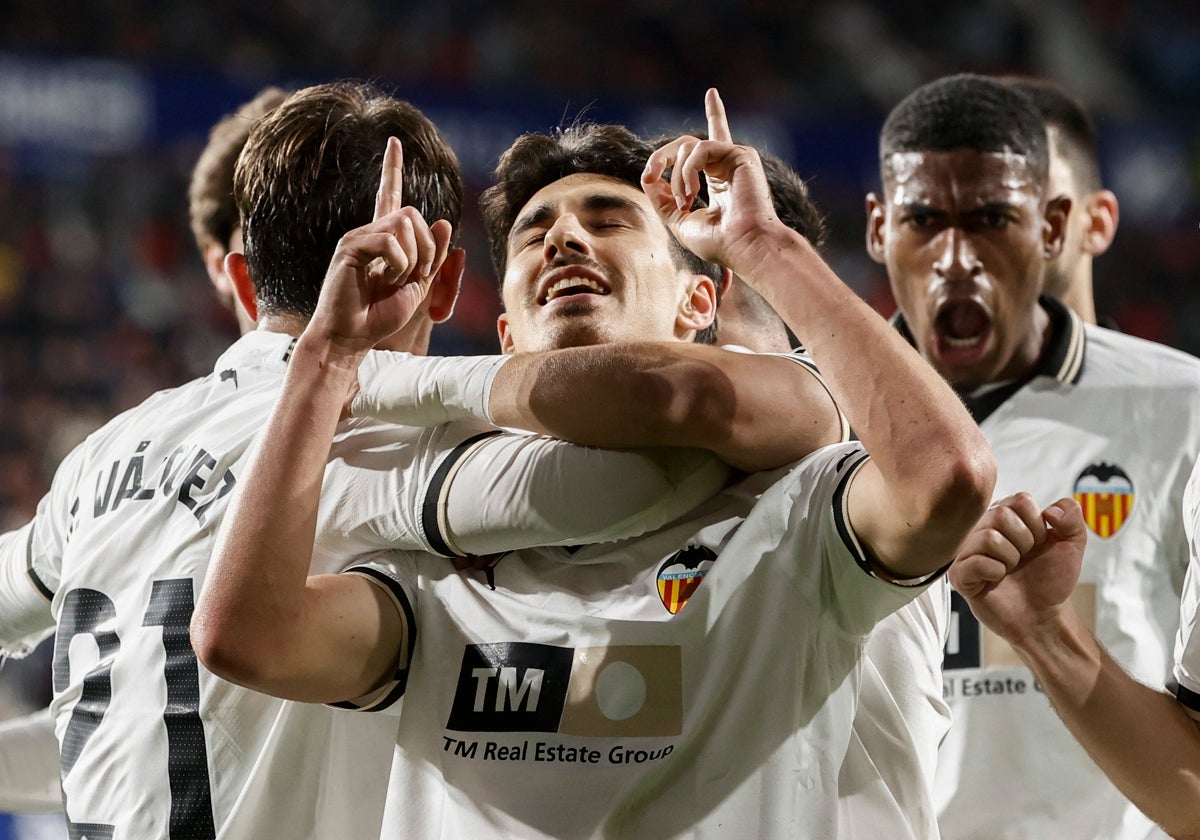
[486,341,846,472]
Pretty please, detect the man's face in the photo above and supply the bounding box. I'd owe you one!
[497,173,713,353]
[867,148,1065,389]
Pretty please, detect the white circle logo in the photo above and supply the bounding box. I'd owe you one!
[594,661,647,721]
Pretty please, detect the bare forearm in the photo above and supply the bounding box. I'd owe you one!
[1015,609,1200,839]
[195,334,359,677]
[488,342,843,472]
[738,225,993,570]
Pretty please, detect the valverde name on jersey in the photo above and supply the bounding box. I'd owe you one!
[83,438,237,530]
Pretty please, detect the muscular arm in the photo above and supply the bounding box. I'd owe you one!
[953,494,1200,840]
[486,342,843,472]
[194,337,407,703]
[642,92,993,580]
[1014,609,1200,840]
[353,342,845,473]
[739,228,991,578]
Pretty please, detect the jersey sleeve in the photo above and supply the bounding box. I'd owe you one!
[0,708,63,813]
[426,432,730,558]
[772,444,942,637]
[0,442,84,657]
[1176,460,1200,712]
[326,554,418,715]
[1176,560,1200,714]
[0,522,54,658]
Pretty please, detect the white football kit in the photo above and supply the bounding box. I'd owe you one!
[0,710,62,813]
[838,577,951,840]
[724,347,952,840]
[0,331,727,839]
[351,441,940,839]
[1173,462,1200,720]
[921,298,1200,840]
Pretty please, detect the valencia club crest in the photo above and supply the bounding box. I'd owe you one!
[657,546,716,614]
[1073,462,1135,538]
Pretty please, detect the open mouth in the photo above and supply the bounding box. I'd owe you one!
[541,276,609,304]
[933,298,992,358]
[537,265,612,305]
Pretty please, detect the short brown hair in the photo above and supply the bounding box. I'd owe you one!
[235,81,463,318]
[187,86,288,253]
[480,123,720,282]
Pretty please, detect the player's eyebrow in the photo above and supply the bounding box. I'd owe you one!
[897,202,945,216]
[578,192,644,218]
[962,201,1019,216]
[510,203,555,243]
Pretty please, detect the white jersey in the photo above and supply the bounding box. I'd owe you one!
[0,331,727,840]
[0,710,62,813]
[839,578,951,840]
[736,347,951,840]
[359,441,937,839]
[1173,463,1200,718]
[927,299,1200,840]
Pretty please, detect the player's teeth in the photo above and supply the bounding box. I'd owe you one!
[945,335,983,348]
[547,277,603,300]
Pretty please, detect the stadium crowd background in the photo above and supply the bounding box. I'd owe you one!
[0,0,1198,832]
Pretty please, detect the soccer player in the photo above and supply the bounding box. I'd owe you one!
[1004,76,1120,325]
[0,85,288,819]
[864,73,1200,839]
[0,81,784,839]
[198,89,993,837]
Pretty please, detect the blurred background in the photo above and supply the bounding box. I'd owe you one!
[0,0,1197,834]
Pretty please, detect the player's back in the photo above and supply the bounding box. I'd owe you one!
[35,332,398,839]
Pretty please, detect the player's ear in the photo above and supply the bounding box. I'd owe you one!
[865,193,887,264]
[203,242,235,307]
[677,273,717,338]
[1043,195,1072,260]
[426,247,465,324]
[1081,189,1119,257]
[496,312,516,355]
[225,252,258,324]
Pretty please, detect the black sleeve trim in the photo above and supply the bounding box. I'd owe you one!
[421,431,504,557]
[25,528,53,602]
[831,450,872,575]
[331,565,417,712]
[1176,682,1200,713]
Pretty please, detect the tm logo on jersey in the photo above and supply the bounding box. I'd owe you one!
[1073,462,1134,538]
[657,545,716,614]
[447,642,682,737]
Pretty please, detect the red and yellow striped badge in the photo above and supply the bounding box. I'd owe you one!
[1073,463,1135,539]
[657,546,716,614]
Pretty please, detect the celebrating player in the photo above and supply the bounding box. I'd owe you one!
[0,81,784,838]
[198,89,993,837]
[864,73,1200,839]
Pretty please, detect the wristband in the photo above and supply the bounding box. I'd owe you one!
[351,350,509,427]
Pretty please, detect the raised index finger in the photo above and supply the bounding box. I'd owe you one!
[374,137,404,220]
[705,88,733,144]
